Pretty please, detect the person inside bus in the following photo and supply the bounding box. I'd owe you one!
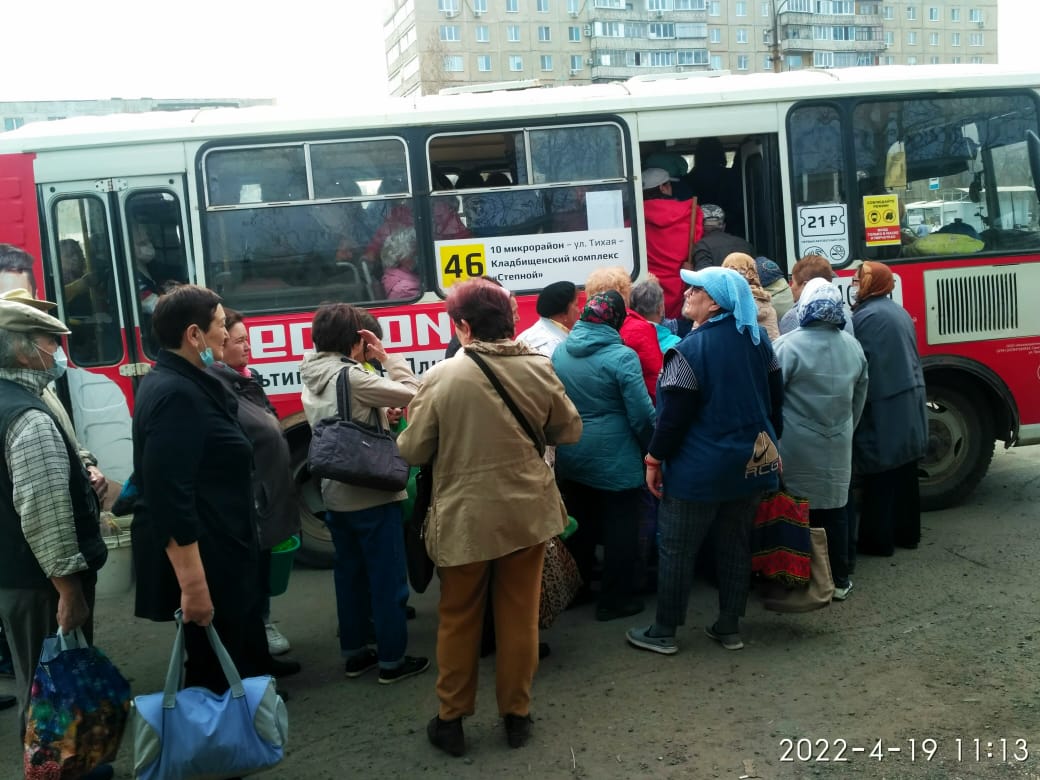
[643,152,694,201]
[683,137,745,239]
[131,223,167,315]
[381,227,421,301]
[692,205,755,271]
[642,167,704,320]
[462,171,547,237]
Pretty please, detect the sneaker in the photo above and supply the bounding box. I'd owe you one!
[427,715,466,757]
[265,623,291,656]
[704,623,744,651]
[344,648,379,678]
[626,626,678,655]
[378,655,430,685]
[595,598,645,622]
[832,581,854,601]
[503,714,533,748]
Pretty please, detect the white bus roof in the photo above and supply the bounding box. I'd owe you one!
[1,65,1038,154]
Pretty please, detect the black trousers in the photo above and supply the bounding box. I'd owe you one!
[559,480,641,608]
[857,460,921,556]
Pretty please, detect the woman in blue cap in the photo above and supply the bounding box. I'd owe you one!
[627,267,784,654]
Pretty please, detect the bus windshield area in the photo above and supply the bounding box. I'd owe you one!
[789,91,1040,266]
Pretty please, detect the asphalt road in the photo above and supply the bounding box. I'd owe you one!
[3,444,1039,779]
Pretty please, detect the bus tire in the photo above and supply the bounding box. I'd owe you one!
[289,439,335,568]
[918,383,994,512]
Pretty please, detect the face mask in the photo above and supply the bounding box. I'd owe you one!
[35,344,68,380]
[199,346,215,368]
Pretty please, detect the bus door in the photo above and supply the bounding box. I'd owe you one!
[42,175,193,484]
[740,137,786,270]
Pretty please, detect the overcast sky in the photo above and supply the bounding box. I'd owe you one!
[0,0,1033,103]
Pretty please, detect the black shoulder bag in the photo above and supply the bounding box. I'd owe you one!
[307,366,410,492]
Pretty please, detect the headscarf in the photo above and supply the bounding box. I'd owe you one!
[853,261,895,308]
[755,257,785,287]
[580,290,626,331]
[679,266,761,345]
[722,252,768,294]
[797,277,846,329]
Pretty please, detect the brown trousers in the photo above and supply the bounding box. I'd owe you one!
[435,542,545,721]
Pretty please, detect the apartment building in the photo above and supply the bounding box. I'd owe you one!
[384,0,998,96]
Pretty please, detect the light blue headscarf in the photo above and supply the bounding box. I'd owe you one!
[797,277,846,329]
[679,266,761,345]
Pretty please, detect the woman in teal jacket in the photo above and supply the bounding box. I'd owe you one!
[552,291,655,622]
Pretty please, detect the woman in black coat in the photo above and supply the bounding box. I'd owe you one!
[131,285,270,693]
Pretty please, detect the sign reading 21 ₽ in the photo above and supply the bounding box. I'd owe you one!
[779,737,1029,763]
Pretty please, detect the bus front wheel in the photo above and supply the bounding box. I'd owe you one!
[918,384,994,511]
[290,441,335,568]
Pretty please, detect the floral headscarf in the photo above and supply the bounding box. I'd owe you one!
[580,290,627,331]
[797,277,846,328]
[722,252,765,291]
[853,261,895,308]
[679,266,762,345]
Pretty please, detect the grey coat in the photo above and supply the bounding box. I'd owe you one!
[851,296,929,474]
[774,323,869,509]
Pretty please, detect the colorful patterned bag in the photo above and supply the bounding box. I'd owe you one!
[539,537,582,629]
[24,628,130,780]
[751,489,812,585]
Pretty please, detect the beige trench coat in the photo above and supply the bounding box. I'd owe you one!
[397,340,582,568]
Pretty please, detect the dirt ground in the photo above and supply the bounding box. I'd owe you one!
[2,445,1039,779]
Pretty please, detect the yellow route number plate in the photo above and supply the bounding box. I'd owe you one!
[439,244,487,288]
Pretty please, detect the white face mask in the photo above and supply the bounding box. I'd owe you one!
[136,242,156,263]
[34,344,68,380]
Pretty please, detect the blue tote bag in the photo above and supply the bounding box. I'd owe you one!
[130,611,288,779]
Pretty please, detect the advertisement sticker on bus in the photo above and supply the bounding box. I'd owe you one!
[796,203,849,265]
[435,228,634,292]
[863,194,902,246]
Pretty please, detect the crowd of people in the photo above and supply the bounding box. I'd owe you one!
[0,230,928,772]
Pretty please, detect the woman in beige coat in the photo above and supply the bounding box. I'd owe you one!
[398,278,582,757]
[722,252,780,341]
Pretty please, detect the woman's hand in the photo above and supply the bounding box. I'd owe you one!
[358,329,388,364]
[644,455,663,499]
[180,580,215,626]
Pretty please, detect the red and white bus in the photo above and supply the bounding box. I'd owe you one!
[1,65,1038,564]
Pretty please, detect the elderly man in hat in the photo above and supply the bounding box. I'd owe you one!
[692,204,755,271]
[0,299,108,744]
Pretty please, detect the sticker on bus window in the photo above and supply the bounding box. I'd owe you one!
[862,194,901,246]
[436,228,634,293]
[797,203,849,266]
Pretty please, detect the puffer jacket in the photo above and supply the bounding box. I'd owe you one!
[300,351,419,512]
[551,320,655,491]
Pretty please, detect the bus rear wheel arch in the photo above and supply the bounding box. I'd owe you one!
[286,423,335,568]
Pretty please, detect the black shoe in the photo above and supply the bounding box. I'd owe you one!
[0,694,15,711]
[344,648,379,678]
[595,599,645,622]
[538,642,551,660]
[427,715,466,757]
[267,657,301,679]
[378,655,430,685]
[504,714,532,748]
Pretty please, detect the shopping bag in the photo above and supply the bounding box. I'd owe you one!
[757,527,836,613]
[24,628,130,780]
[539,537,583,629]
[751,489,812,586]
[130,611,288,780]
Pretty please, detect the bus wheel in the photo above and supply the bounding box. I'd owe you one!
[918,384,994,511]
[290,443,335,568]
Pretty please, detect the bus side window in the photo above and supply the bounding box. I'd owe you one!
[51,197,123,367]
